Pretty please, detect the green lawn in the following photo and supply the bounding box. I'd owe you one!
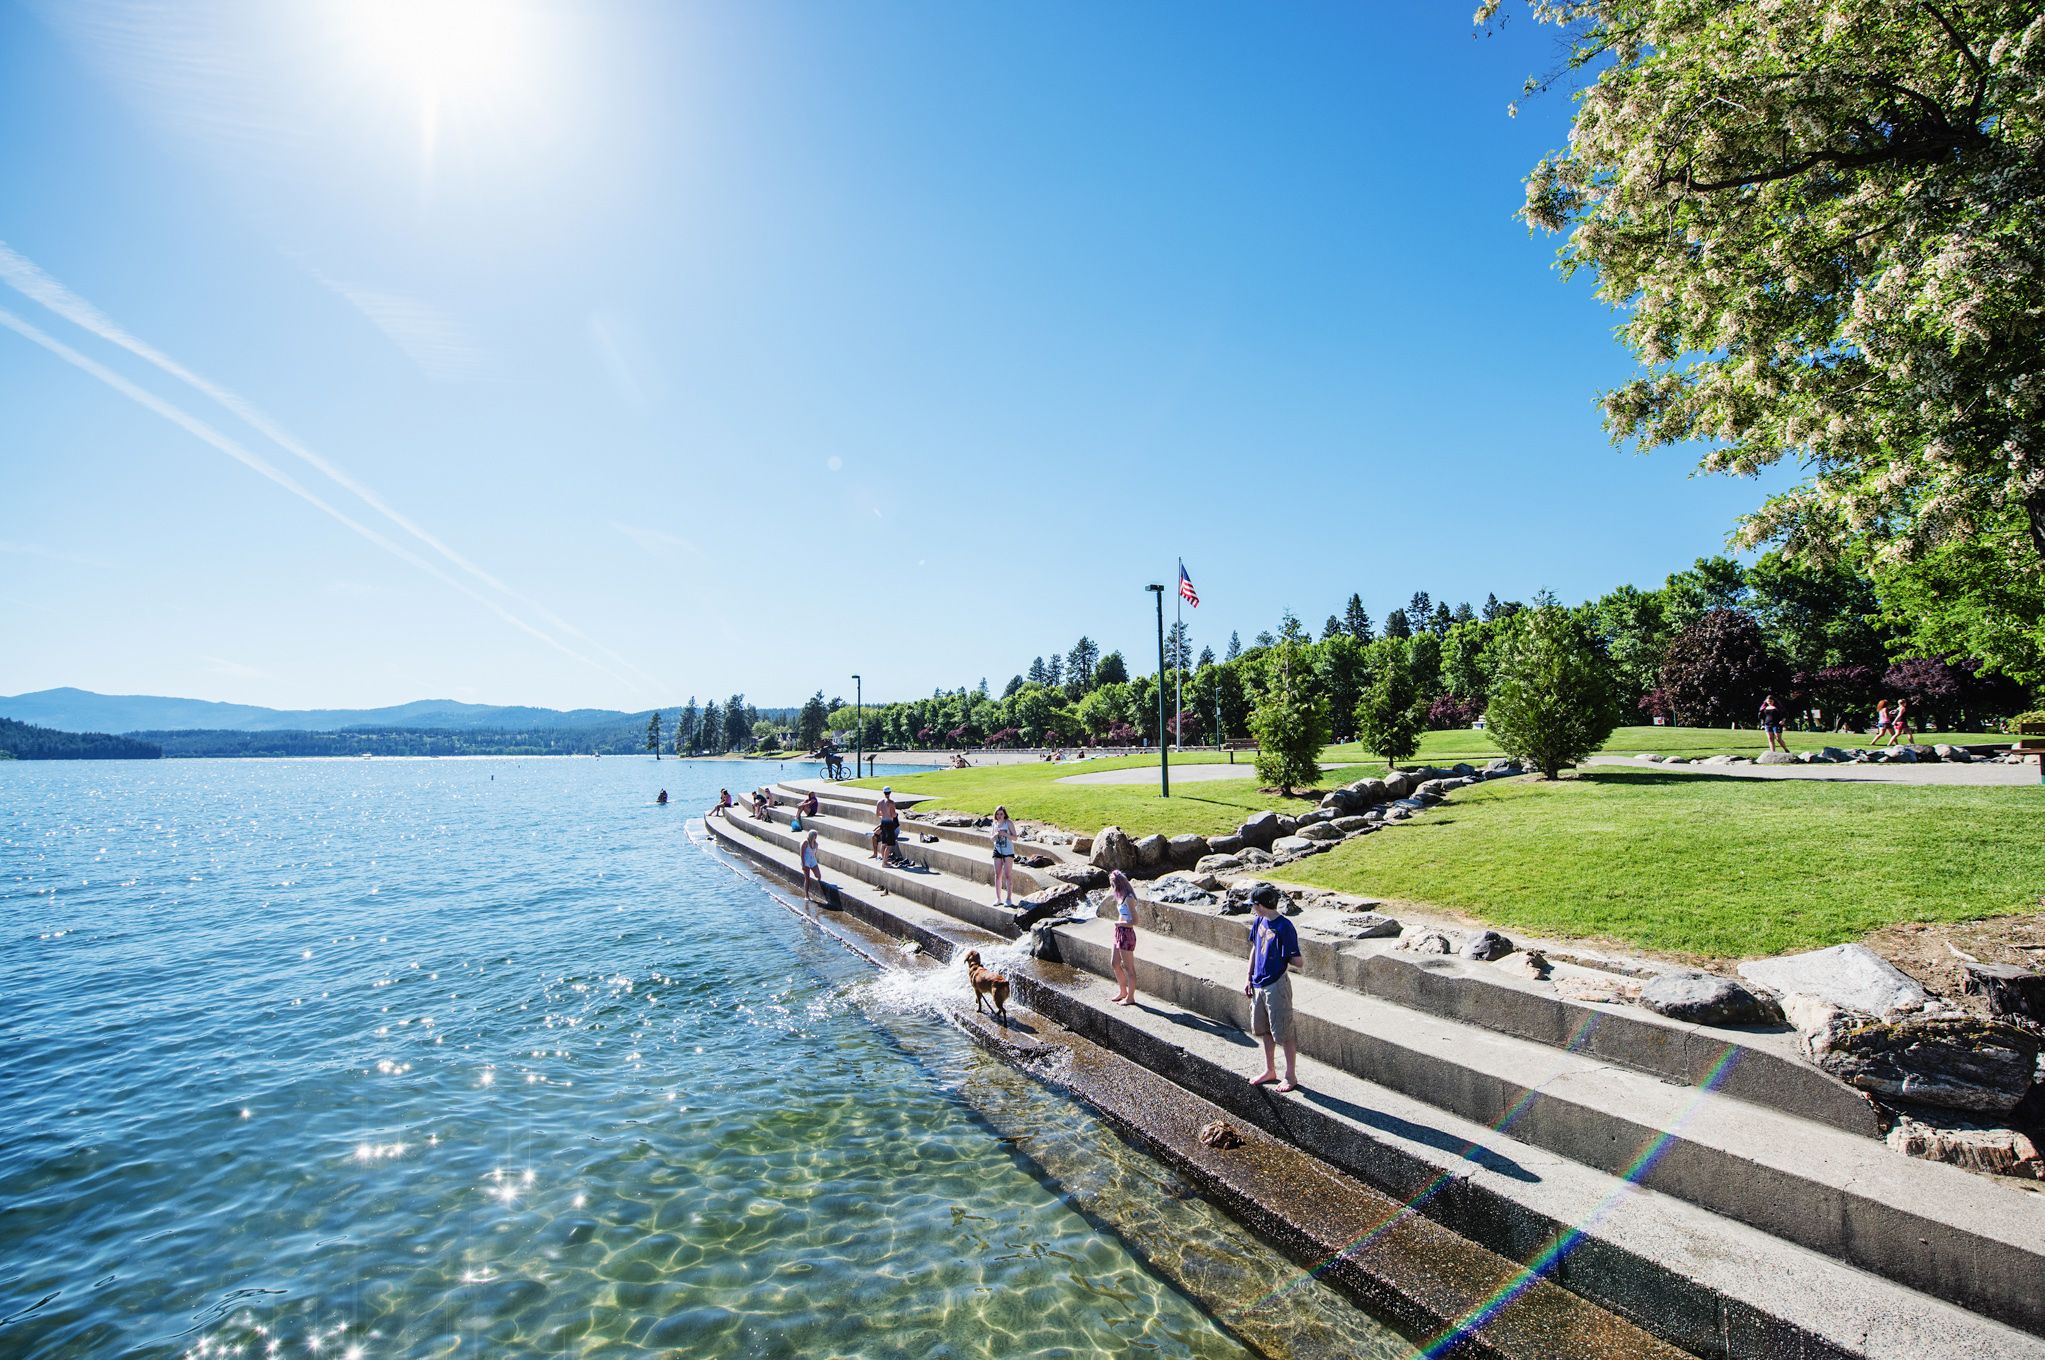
[849,753,1353,837]
[1317,724,2008,766]
[1279,769,2045,960]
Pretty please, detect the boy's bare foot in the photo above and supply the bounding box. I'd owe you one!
[1274,1081,1300,1093]
[1249,1072,1277,1086]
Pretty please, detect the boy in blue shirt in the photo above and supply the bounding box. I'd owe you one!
[1245,884,1304,1092]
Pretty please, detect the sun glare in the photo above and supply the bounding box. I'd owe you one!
[349,0,528,101]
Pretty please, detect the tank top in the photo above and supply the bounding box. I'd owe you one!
[1114,890,1136,926]
[993,819,1014,855]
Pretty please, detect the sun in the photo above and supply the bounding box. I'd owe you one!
[334,0,541,170]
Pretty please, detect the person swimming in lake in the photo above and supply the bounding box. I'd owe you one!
[656,788,669,805]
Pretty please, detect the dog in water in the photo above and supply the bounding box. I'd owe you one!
[962,949,1009,1022]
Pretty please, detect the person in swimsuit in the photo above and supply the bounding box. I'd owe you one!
[1871,700,1891,746]
[1891,698,1913,744]
[873,788,901,865]
[990,805,1017,907]
[1107,869,1139,1006]
[800,831,823,904]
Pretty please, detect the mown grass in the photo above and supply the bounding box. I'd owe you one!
[1317,724,2008,766]
[847,752,1358,837]
[1278,769,2045,959]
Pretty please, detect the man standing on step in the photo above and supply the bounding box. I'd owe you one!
[872,787,902,867]
[1245,884,1304,1093]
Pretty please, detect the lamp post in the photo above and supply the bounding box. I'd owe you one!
[1146,584,1169,797]
[852,674,862,780]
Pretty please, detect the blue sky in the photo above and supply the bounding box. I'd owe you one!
[0,0,1788,711]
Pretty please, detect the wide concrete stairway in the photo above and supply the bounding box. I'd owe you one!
[708,780,2045,1360]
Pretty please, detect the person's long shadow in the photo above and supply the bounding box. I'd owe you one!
[1294,1085,1540,1183]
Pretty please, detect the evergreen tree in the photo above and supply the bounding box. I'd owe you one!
[1356,640,1424,770]
[1095,651,1130,686]
[1046,654,1065,687]
[1277,610,1307,645]
[1066,636,1099,690]
[1197,645,1216,668]
[1003,674,1025,698]
[797,691,829,748]
[1027,656,1048,685]
[1225,631,1243,661]
[1485,606,1625,779]
[1343,593,1373,642]
[1165,620,1192,670]
[1408,591,1432,622]
[678,697,700,753]
[1254,630,1276,649]
[645,710,664,758]
[1429,602,1454,636]
[977,677,990,698]
[1482,593,1504,622]
[1452,601,1476,626]
[1384,608,1412,639]
[1250,631,1325,795]
[724,693,749,751]
[1322,614,1342,640]
[699,699,723,754]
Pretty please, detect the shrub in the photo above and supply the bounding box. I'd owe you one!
[1426,693,1480,730]
[1485,606,1625,779]
[1658,608,1774,725]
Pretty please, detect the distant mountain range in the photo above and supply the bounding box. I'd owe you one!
[0,688,662,735]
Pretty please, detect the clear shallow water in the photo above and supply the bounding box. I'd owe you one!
[1,757,1408,1359]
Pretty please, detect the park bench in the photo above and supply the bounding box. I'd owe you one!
[2017,719,2045,783]
[1222,739,1260,764]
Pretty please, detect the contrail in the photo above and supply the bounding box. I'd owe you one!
[0,305,636,691]
[0,241,659,693]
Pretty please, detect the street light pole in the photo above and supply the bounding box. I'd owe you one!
[852,674,862,781]
[1147,584,1169,797]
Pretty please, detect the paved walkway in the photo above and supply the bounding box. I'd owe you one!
[1588,754,2040,786]
[1057,761,1365,785]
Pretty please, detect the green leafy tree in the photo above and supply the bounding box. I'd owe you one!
[1441,618,1499,706]
[1094,650,1129,686]
[1314,634,1370,743]
[1250,632,1325,795]
[1484,606,1625,779]
[1871,507,2045,688]
[1355,639,1424,770]
[1507,0,2045,572]
[1747,551,1887,677]
[1586,584,1670,700]
[645,710,664,759]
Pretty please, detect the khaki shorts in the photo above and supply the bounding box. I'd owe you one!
[1250,974,1293,1041]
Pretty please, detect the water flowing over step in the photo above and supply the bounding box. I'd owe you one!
[709,792,2045,1359]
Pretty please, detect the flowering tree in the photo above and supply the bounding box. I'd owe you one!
[1505,0,2045,574]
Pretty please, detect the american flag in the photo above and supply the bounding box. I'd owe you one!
[1178,560,1199,607]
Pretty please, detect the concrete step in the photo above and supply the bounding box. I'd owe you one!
[703,811,2045,1360]
[771,780,1087,864]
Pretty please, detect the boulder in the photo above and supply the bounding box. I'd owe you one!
[1401,929,1454,955]
[1380,770,1417,799]
[1318,788,1361,813]
[1638,974,1780,1027]
[1147,874,1216,906]
[1960,961,2045,1022]
[1221,881,1297,917]
[1484,758,1521,774]
[1167,833,1210,868]
[1932,743,1971,763]
[1332,912,1402,939]
[1047,863,1109,890]
[1904,744,1939,762]
[1207,832,1246,855]
[1237,811,1282,851]
[1189,873,1225,892]
[1089,826,1139,874]
[1275,815,1299,836]
[1888,1116,2043,1180]
[1331,816,1371,834]
[1451,763,1476,777]
[1269,835,1321,858]
[1737,944,1928,1019]
[1236,847,1275,868]
[1194,853,1244,877]
[1498,950,1553,981]
[1294,821,1344,843]
[1819,747,1851,762]
[1012,882,1086,930]
[1344,778,1388,806]
[1133,834,1170,871]
[1665,756,1691,765]
[1016,853,1054,868]
[1756,751,1799,765]
[1888,745,1920,763]
[1295,808,1337,827]
[1814,1014,2041,1114]
[1463,930,1514,962]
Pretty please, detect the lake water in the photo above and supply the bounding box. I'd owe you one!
[0,757,1407,1359]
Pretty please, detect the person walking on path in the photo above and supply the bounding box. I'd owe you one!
[990,805,1018,907]
[1891,698,1914,745]
[1245,884,1304,1093]
[1758,694,1788,753]
[1870,699,1892,746]
[1107,869,1140,1005]
[800,830,823,904]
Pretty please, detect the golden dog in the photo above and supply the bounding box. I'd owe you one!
[963,949,1009,1022]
